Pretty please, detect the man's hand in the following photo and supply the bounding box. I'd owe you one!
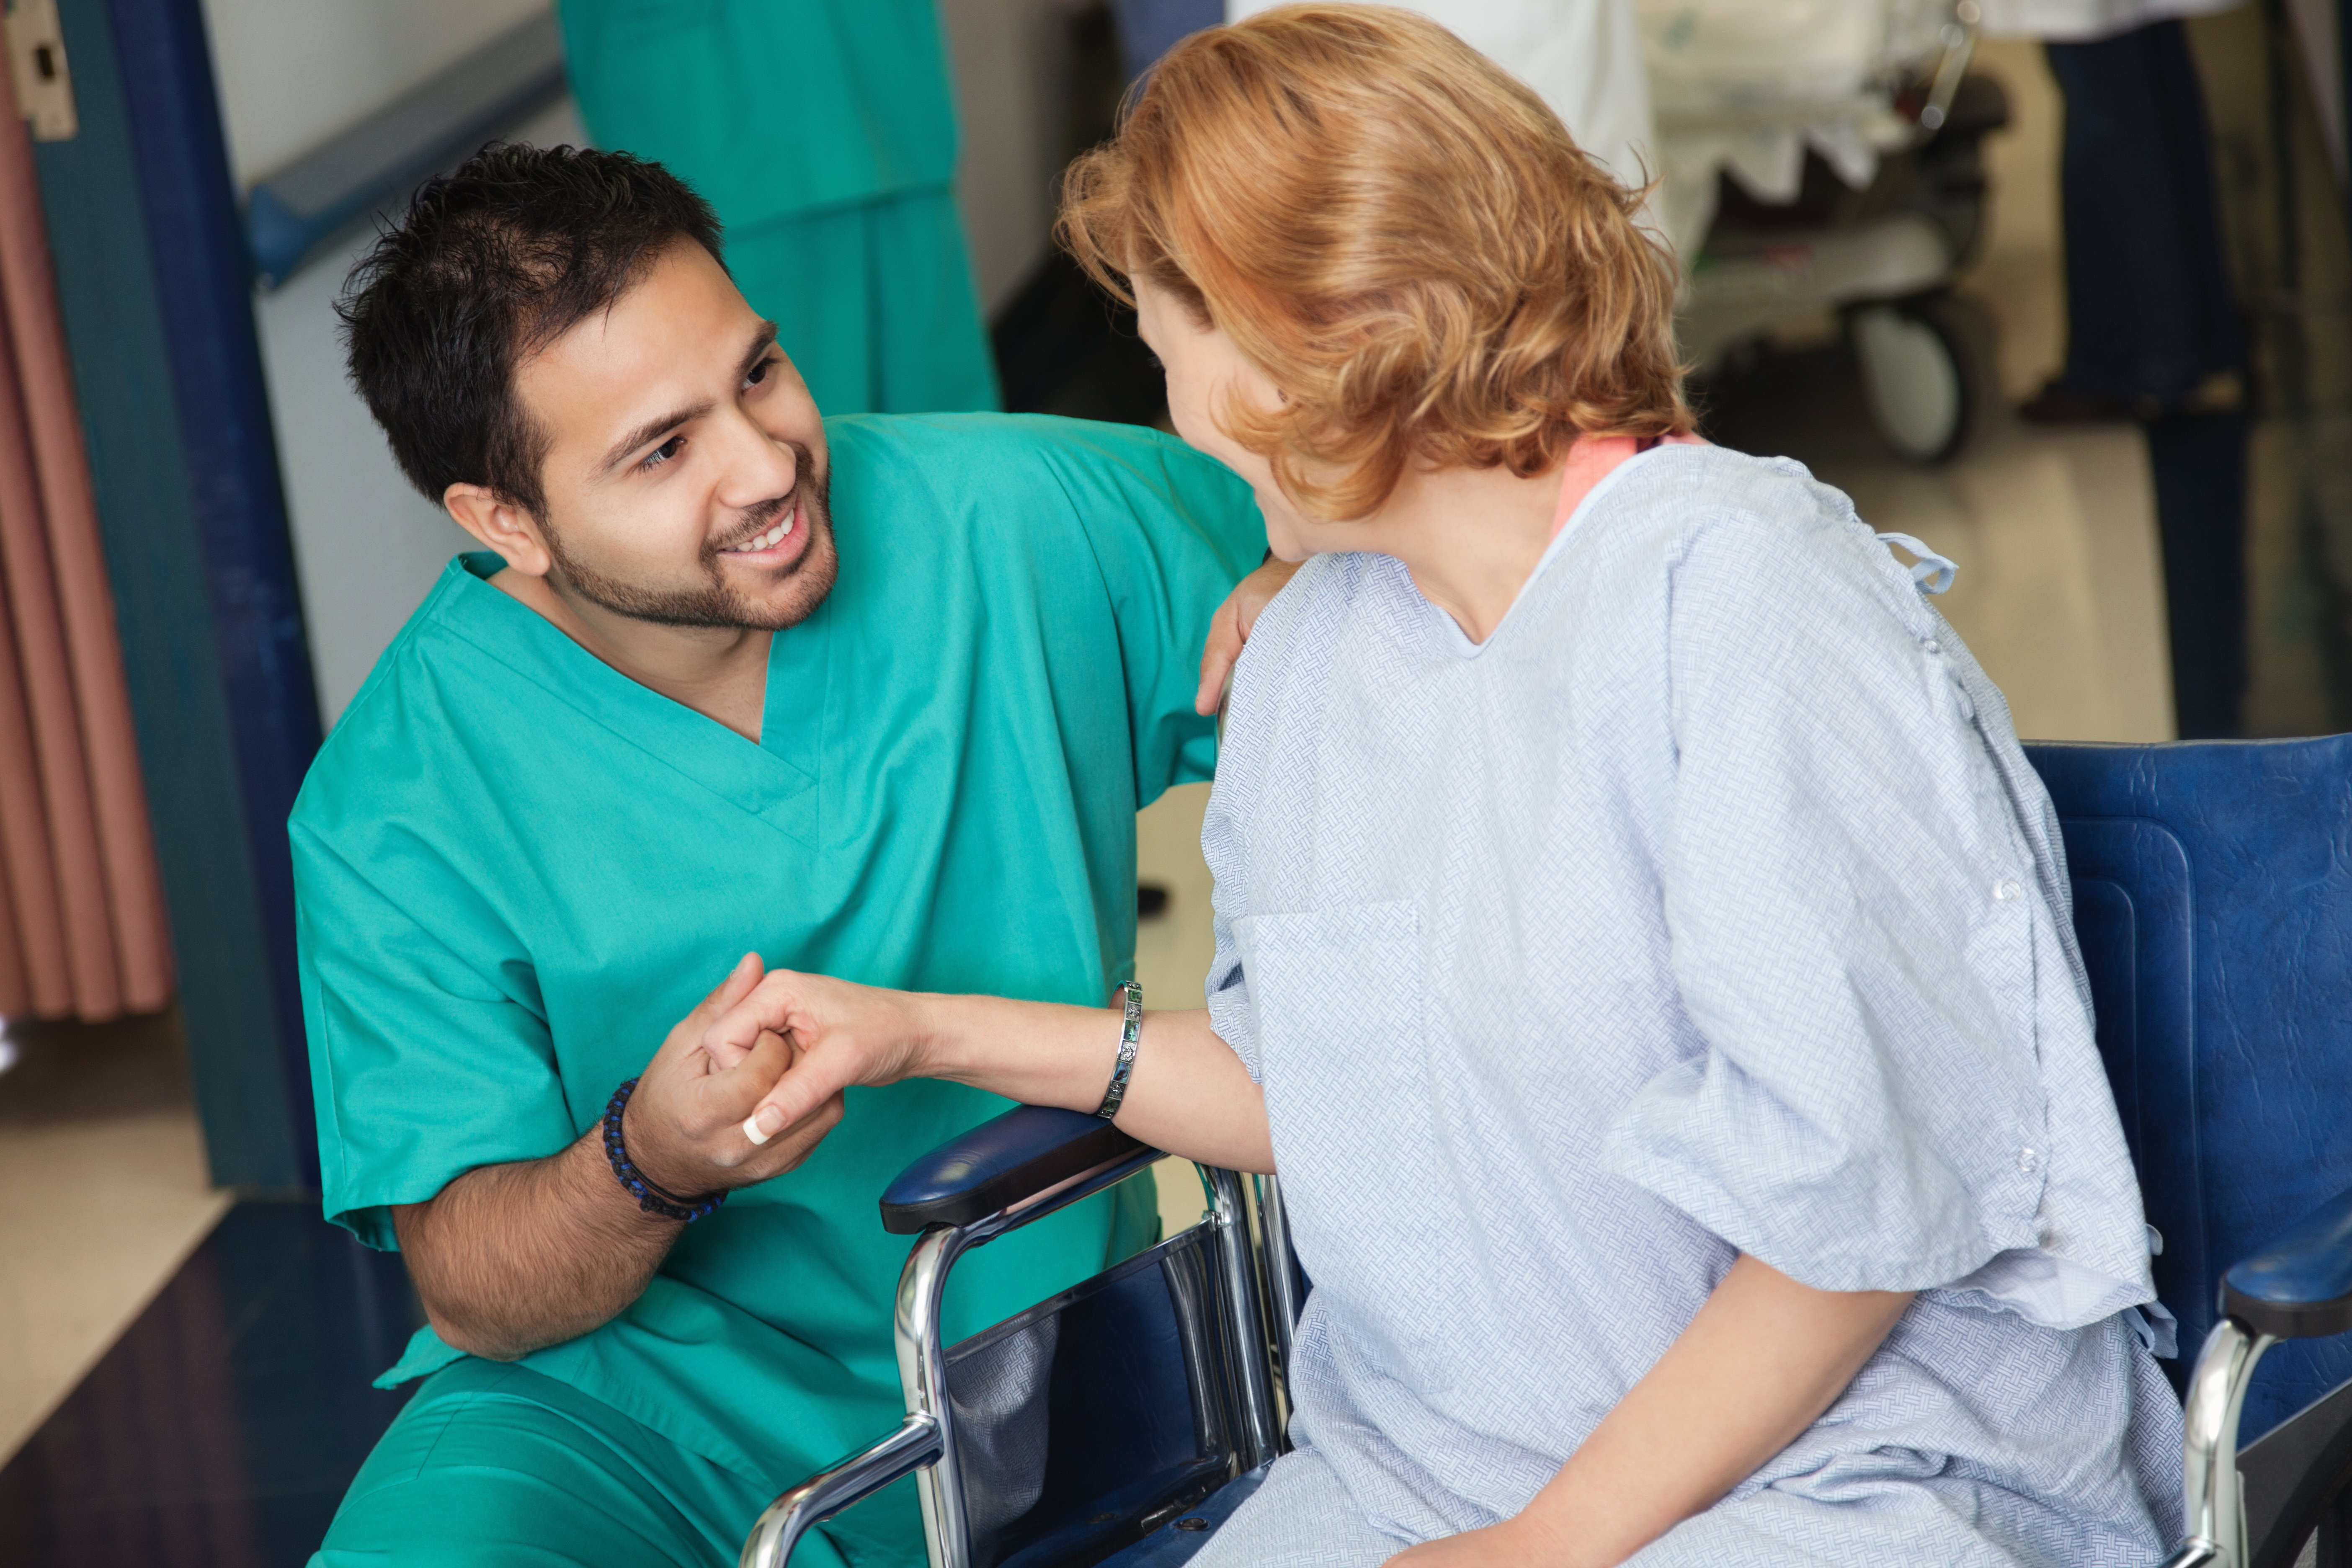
[624,952,844,1195]
[701,970,930,1146]
[1196,557,1302,715]
[392,953,845,1362]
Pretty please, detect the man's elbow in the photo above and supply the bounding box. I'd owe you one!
[420,1300,532,1362]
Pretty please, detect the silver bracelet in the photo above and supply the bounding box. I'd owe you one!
[1095,980,1143,1119]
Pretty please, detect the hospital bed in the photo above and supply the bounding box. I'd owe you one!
[743,734,2352,1568]
[1650,0,2007,465]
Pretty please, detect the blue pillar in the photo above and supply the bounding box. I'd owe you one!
[34,0,321,1188]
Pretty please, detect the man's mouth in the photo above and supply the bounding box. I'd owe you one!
[717,494,803,562]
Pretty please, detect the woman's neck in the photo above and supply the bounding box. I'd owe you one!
[1347,461,1565,645]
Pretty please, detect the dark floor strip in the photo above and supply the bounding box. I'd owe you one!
[0,1199,421,1567]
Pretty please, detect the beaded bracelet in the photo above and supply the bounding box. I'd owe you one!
[602,1077,726,1223]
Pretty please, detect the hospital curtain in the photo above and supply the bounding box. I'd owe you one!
[0,65,171,1023]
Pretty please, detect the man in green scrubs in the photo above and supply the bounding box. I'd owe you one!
[556,0,1000,416]
[302,146,1264,1565]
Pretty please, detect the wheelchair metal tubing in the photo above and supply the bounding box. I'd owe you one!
[891,1145,1164,1568]
[738,1413,941,1568]
[897,1224,978,1568]
[1208,1166,1282,1467]
[2173,1316,2276,1568]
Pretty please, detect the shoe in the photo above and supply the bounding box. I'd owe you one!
[2018,380,2137,424]
[2018,371,2245,425]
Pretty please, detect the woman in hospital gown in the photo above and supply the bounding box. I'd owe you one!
[713,8,2184,1563]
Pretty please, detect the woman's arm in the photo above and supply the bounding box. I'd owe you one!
[708,974,1276,1173]
[1389,1255,1912,1568]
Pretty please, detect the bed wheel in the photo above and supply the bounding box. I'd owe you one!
[1850,297,1973,465]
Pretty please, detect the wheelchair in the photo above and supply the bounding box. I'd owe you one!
[743,736,2352,1568]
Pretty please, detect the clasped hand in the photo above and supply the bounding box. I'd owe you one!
[697,969,931,1145]
[620,953,850,1200]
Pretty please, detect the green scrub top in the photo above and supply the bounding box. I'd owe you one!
[554,0,960,227]
[555,1,1001,416]
[291,415,1262,1542]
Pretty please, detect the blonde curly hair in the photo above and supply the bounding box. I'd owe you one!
[1059,3,1691,521]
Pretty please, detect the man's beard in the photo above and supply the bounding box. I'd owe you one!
[544,442,841,631]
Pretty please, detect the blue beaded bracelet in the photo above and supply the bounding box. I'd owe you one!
[602,1078,725,1223]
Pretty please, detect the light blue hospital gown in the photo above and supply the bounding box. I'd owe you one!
[1193,444,2184,1567]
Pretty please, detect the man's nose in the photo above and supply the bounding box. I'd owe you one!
[712,409,797,510]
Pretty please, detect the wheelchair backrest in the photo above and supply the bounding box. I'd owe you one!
[944,1216,1251,1568]
[2028,737,2352,1443]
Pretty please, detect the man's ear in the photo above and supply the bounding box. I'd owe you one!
[444,483,554,578]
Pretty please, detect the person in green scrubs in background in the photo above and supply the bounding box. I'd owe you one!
[302,145,1274,1566]
[556,0,1001,416]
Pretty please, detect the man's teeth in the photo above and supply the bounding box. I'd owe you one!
[725,517,791,554]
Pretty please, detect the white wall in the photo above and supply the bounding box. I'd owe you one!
[939,0,1078,314]
[199,0,552,185]
[251,95,589,724]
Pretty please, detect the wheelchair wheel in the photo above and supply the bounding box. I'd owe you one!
[1850,297,1973,465]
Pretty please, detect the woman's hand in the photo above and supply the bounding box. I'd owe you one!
[629,954,843,1185]
[1197,556,1302,715]
[702,970,933,1144]
[1383,1518,1562,1568]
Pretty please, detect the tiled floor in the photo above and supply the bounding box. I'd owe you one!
[0,1014,231,1466]
[0,1201,420,1566]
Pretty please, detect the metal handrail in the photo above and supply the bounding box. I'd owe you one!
[2169,1317,2278,1568]
[738,1415,942,1568]
[242,13,566,286]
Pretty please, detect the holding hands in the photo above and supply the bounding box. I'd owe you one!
[623,953,849,1196]
[696,969,933,1148]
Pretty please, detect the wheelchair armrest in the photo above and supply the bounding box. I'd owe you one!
[2225,1181,2352,1340]
[879,1104,1150,1235]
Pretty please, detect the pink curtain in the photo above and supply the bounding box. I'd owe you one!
[0,68,172,1021]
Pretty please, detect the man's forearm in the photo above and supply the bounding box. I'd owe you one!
[392,1128,680,1361]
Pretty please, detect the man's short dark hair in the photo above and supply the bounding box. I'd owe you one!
[339,143,726,519]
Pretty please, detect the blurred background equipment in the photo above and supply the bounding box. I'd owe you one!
[1648,0,2007,464]
[1227,0,1659,197]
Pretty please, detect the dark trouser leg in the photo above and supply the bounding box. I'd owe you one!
[2048,21,2250,735]
[2045,20,2246,405]
[2147,410,2250,738]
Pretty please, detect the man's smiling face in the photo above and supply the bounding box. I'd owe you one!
[512,239,838,630]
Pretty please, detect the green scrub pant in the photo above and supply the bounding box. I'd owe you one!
[730,185,1001,419]
[313,1359,913,1568]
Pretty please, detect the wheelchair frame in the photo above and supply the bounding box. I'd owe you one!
[739,1112,1292,1568]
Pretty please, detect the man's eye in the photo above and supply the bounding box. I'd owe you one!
[641,435,686,470]
[746,355,774,388]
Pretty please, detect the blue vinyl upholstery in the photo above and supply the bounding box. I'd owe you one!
[2226,1182,2352,1339]
[879,1104,1145,1233]
[2028,738,2352,1442]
